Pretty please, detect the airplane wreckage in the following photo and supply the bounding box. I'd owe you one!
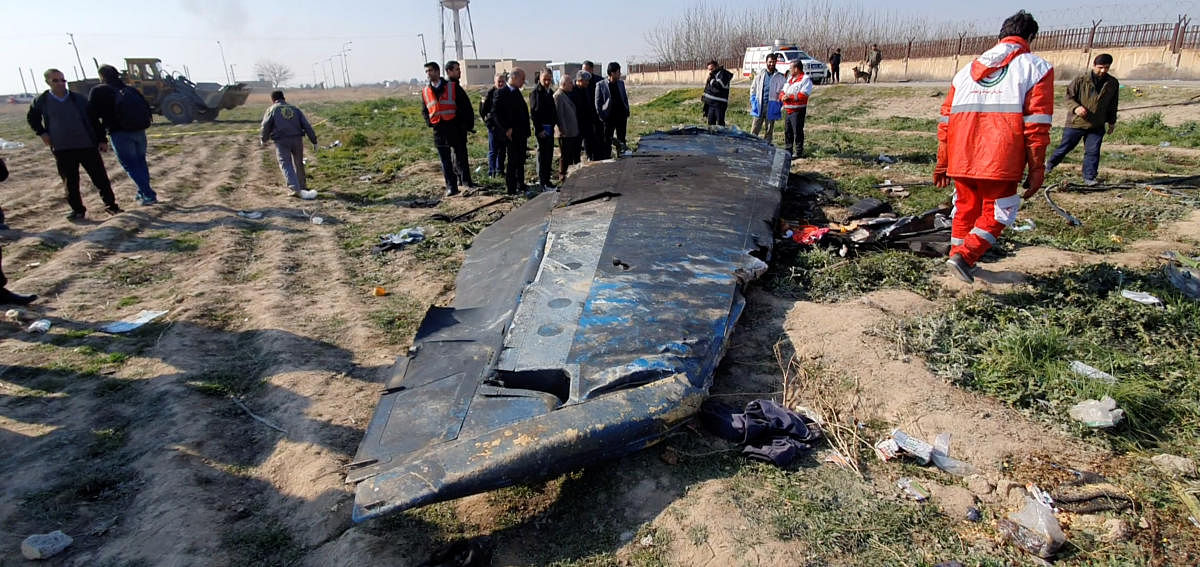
[347,128,789,522]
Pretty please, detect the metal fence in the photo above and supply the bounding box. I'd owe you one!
[877,21,1191,62]
[632,19,1194,71]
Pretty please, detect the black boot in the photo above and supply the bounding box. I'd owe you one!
[0,288,37,305]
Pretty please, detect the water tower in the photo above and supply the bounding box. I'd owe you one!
[440,0,478,64]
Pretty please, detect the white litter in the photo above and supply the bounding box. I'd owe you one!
[1120,289,1162,306]
[100,310,168,333]
[0,138,25,150]
[27,319,51,333]
[237,211,264,219]
[1068,396,1125,428]
[1069,360,1117,384]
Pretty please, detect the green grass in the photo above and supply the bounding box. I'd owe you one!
[222,521,302,567]
[1105,113,1200,148]
[369,293,427,345]
[1007,189,1192,253]
[891,262,1200,456]
[186,369,262,397]
[767,247,943,302]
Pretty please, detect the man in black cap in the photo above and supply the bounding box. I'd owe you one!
[1045,53,1119,186]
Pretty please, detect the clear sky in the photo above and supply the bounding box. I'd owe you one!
[1,0,1193,93]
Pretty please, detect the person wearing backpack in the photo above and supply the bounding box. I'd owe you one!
[89,64,158,205]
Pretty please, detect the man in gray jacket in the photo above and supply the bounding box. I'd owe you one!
[554,73,582,179]
[27,68,122,220]
[260,90,318,200]
[595,62,629,158]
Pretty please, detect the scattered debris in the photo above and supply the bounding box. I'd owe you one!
[237,210,263,220]
[1173,483,1200,529]
[430,197,509,222]
[358,174,373,182]
[1052,479,1133,513]
[26,262,40,268]
[1069,360,1117,384]
[890,429,934,464]
[0,138,26,150]
[1044,185,1082,226]
[311,216,324,225]
[27,319,51,334]
[100,310,168,333]
[876,153,896,164]
[5,309,22,322]
[1160,141,1171,147]
[846,197,891,220]
[327,140,342,148]
[930,432,977,476]
[823,205,953,257]
[897,477,931,501]
[1027,483,1056,511]
[1120,289,1162,306]
[1068,396,1124,428]
[1165,252,1200,300]
[372,227,426,254]
[783,225,830,245]
[699,399,822,467]
[372,286,388,297]
[1151,454,1197,478]
[21,530,72,560]
[1011,219,1036,232]
[966,507,982,522]
[998,497,1066,558]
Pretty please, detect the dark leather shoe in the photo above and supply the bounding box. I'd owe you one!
[104,205,124,215]
[67,210,86,221]
[0,288,37,305]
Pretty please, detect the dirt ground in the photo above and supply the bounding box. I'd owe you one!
[0,84,1196,566]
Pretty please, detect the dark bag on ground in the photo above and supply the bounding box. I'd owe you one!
[115,86,153,131]
[0,158,7,182]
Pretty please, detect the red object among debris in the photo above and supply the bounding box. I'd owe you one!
[790,225,829,245]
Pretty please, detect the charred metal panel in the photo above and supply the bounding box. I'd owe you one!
[348,129,788,522]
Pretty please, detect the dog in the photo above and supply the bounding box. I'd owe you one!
[851,66,872,83]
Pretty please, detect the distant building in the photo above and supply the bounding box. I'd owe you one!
[495,59,552,81]
[457,58,503,86]
[547,62,583,85]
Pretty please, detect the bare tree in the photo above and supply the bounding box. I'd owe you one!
[253,60,294,87]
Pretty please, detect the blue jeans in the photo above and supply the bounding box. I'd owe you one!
[1047,127,1103,181]
[109,130,156,202]
[486,128,506,176]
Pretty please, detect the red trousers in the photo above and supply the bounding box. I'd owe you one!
[950,178,1021,266]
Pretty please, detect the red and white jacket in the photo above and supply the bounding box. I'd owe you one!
[779,72,813,114]
[936,37,1054,182]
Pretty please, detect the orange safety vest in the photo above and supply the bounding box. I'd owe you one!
[422,81,457,124]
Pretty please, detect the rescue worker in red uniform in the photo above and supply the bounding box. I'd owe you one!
[779,60,813,160]
[421,61,462,197]
[934,10,1053,283]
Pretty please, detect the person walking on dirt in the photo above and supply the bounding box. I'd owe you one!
[421,62,465,197]
[934,10,1053,284]
[595,62,629,157]
[702,60,734,126]
[829,48,842,84]
[27,68,123,221]
[480,72,508,177]
[0,162,36,305]
[780,60,813,159]
[89,64,158,206]
[749,53,786,144]
[1045,53,1119,186]
[867,44,883,83]
[260,90,318,200]
[529,70,558,189]
[487,68,531,195]
[445,61,477,189]
[554,73,582,180]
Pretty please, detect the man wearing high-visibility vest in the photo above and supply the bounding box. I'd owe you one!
[422,61,463,197]
[779,60,813,160]
[934,10,1053,284]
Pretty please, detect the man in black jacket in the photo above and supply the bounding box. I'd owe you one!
[445,61,476,189]
[27,68,122,220]
[479,72,508,177]
[529,69,558,189]
[581,61,604,160]
[487,68,531,195]
[89,64,158,205]
[703,60,733,126]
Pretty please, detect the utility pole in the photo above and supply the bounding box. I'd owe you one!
[217,40,231,83]
[332,54,343,89]
[67,33,87,80]
[312,62,319,88]
[28,69,37,91]
[326,57,336,88]
[229,64,237,83]
[342,41,353,87]
[19,70,28,94]
[418,33,428,64]
[319,60,329,88]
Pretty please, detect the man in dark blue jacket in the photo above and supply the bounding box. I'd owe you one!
[27,68,122,220]
[529,69,558,189]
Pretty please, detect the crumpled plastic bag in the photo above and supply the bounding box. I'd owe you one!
[998,497,1066,558]
[1068,396,1124,428]
[373,227,426,253]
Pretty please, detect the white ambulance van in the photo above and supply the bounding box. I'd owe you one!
[742,40,828,83]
